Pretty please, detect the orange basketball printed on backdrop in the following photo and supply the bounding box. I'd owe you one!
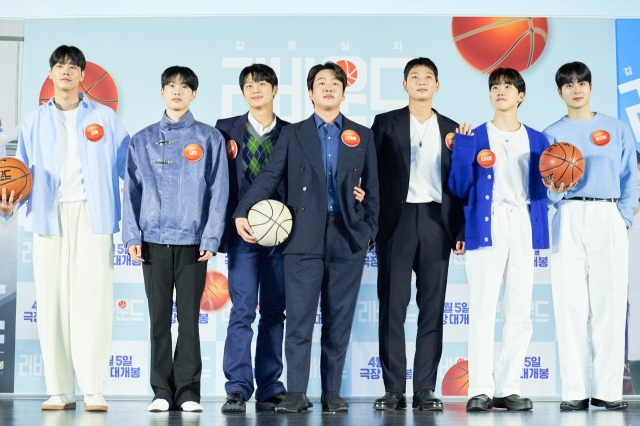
[200,271,230,312]
[591,130,611,146]
[183,143,204,162]
[452,17,548,74]
[85,123,104,142]
[0,157,33,201]
[441,358,469,396]
[39,61,119,111]
[341,130,361,147]
[477,149,496,168]
[445,132,456,150]
[336,60,358,87]
[117,300,127,310]
[226,140,238,159]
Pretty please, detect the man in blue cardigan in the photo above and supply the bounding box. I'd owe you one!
[448,68,549,412]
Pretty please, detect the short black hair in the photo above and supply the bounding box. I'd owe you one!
[403,58,438,82]
[307,62,347,91]
[555,62,592,89]
[489,68,526,107]
[239,64,278,92]
[161,66,199,91]
[49,45,86,71]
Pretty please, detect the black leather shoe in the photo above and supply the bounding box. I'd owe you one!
[591,398,628,410]
[559,399,589,411]
[373,392,406,411]
[412,389,443,411]
[466,394,491,412]
[321,391,349,412]
[275,392,309,413]
[221,391,246,412]
[256,391,286,411]
[492,394,533,411]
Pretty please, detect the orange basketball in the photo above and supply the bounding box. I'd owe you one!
[0,157,33,201]
[477,149,496,168]
[39,62,119,111]
[441,359,469,396]
[539,142,585,187]
[200,271,230,312]
[452,17,548,74]
[336,60,358,87]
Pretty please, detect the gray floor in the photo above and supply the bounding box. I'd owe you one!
[1,399,640,426]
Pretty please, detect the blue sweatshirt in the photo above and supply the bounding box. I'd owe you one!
[543,113,638,227]
[448,123,550,250]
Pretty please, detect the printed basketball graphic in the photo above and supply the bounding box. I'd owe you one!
[477,149,496,168]
[85,123,104,142]
[591,130,611,146]
[445,132,456,150]
[336,60,358,87]
[117,300,127,310]
[226,140,238,159]
[441,359,469,396]
[39,61,119,111]
[183,143,204,162]
[341,130,361,147]
[452,17,548,74]
[200,271,230,312]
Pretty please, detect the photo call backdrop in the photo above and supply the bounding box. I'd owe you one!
[1,15,640,398]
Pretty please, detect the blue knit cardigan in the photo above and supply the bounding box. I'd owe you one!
[447,123,550,250]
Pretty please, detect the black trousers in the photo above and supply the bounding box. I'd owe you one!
[376,203,451,393]
[142,242,207,406]
[284,214,367,393]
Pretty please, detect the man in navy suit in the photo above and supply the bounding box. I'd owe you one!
[233,62,379,413]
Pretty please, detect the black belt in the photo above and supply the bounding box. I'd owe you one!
[566,197,618,202]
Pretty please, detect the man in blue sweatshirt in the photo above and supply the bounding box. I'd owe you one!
[122,66,229,413]
[543,62,637,411]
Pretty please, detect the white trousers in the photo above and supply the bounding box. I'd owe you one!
[33,201,113,395]
[551,200,628,401]
[466,206,534,398]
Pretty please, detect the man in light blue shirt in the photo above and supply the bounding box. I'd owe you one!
[544,61,637,411]
[0,45,130,412]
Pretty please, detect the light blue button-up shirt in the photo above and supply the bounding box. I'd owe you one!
[1,94,130,235]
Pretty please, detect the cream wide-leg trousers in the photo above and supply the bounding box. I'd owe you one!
[32,201,113,395]
[551,200,628,402]
[466,205,535,399]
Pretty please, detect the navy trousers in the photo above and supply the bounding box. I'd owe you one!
[284,214,367,393]
[222,235,286,401]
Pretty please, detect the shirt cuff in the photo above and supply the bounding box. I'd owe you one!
[125,237,142,250]
[199,240,218,253]
[0,212,14,221]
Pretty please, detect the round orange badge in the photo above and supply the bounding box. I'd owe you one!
[477,149,496,168]
[85,123,104,142]
[226,140,238,159]
[341,130,360,147]
[591,130,611,146]
[184,143,204,162]
[445,133,455,150]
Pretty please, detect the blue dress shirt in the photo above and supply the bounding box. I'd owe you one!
[313,113,342,213]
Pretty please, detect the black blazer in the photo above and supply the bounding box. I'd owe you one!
[215,113,289,253]
[233,114,380,255]
[371,106,465,247]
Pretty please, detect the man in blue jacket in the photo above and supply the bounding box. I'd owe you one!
[122,66,229,413]
[448,68,549,412]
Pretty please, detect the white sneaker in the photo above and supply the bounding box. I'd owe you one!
[42,394,76,410]
[181,401,203,412]
[148,399,170,412]
[84,393,108,411]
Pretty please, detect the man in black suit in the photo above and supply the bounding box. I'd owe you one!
[233,62,379,413]
[371,57,468,411]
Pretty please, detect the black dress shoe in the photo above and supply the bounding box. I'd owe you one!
[275,392,309,413]
[559,399,589,411]
[492,395,533,411]
[221,391,246,412]
[373,392,406,411]
[321,391,349,412]
[466,394,491,412]
[412,389,444,411]
[591,398,628,410]
[256,391,286,411]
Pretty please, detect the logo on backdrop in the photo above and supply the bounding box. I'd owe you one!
[521,356,550,380]
[39,61,119,111]
[109,355,141,379]
[452,17,549,74]
[441,358,469,396]
[199,271,230,312]
[336,60,358,87]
